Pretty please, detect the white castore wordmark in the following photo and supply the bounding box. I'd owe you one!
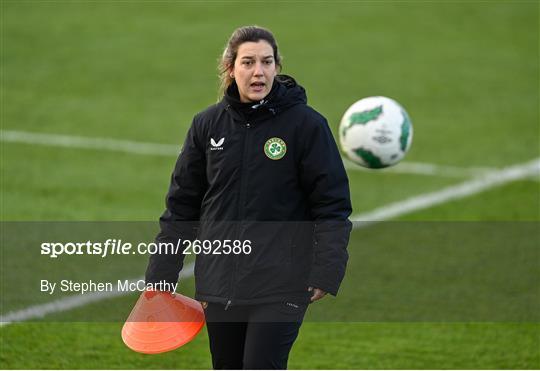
[210,137,225,151]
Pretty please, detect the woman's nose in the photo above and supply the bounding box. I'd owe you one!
[253,62,264,76]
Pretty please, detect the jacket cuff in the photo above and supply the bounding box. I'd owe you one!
[308,269,342,296]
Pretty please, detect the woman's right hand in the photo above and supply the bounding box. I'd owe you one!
[308,287,327,302]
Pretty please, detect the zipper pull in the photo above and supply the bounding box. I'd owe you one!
[246,122,251,129]
[224,300,232,311]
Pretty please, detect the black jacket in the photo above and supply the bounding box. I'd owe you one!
[146,75,352,306]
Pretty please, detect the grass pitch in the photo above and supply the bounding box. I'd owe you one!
[1,1,538,369]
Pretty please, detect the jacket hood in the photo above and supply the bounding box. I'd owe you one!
[223,74,307,122]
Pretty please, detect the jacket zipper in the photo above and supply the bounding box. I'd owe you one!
[225,121,251,310]
[238,122,252,221]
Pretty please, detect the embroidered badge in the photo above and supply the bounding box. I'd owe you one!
[264,137,287,160]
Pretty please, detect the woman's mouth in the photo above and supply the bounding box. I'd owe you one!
[250,82,265,92]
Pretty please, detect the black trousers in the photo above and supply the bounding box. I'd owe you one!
[203,301,308,370]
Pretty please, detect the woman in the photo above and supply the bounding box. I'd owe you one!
[146,25,352,369]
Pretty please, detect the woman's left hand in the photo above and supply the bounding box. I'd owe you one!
[199,301,208,309]
[308,287,327,302]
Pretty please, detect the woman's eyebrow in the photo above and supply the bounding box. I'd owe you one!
[240,55,274,60]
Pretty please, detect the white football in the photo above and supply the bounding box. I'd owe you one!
[339,96,413,169]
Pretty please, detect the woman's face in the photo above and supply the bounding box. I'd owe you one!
[231,40,277,103]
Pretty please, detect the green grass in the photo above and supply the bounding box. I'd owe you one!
[291,323,540,369]
[2,2,538,164]
[401,179,540,221]
[1,143,172,220]
[1,0,539,369]
[1,322,538,369]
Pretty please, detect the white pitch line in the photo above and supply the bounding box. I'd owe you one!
[0,130,180,157]
[2,129,496,178]
[351,157,540,227]
[342,157,497,178]
[0,263,194,327]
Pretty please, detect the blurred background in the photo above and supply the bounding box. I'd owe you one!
[1,1,538,369]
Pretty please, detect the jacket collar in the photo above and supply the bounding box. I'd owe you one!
[223,74,307,123]
[224,79,279,117]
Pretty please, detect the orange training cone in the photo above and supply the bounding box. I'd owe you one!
[122,291,205,354]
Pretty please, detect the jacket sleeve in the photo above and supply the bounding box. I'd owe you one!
[299,113,352,296]
[145,116,207,286]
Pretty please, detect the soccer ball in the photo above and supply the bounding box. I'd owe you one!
[339,96,413,169]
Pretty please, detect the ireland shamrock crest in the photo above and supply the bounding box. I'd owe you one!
[264,137,287,160]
